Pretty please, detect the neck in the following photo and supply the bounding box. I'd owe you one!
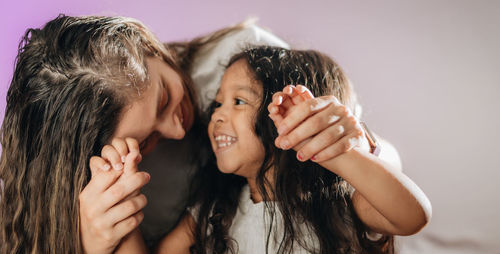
[245,167,275,203]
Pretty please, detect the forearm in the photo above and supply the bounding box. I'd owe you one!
[320,148,431,234]
[114,228,148,254]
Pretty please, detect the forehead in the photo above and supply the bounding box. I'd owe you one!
[220,59,262,95]
[113,57,178,141]
[146,56,182,86]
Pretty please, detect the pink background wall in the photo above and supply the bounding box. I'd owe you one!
[2,0,500,253]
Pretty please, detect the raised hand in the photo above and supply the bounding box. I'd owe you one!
[79,138,150,254]
[268,85,368,163]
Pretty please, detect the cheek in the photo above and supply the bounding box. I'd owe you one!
[247,130,266,159]
[207,122,216,146]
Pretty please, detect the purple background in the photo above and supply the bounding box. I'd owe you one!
[2,0,500,253]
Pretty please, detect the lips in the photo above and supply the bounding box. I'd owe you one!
[212,132,238,150]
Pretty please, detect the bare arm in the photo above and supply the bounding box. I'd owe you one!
[155,214,196,254]
[268,85,431,235]
[320,147,431,235]
[114,228,148,254]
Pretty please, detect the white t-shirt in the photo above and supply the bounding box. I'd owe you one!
[189,185,320,254]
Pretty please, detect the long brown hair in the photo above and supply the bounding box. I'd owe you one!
[0,15,188,254]
[190,46,393,253]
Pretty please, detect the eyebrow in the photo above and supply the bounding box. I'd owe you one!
[234,84,260,98]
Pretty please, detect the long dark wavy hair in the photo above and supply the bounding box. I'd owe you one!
[189,46,394,254]
[0,15,193,254]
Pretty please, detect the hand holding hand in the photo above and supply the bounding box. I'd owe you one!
[268,85,368,163]
[79,138,150,254]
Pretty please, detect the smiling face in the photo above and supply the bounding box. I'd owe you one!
[208,59,265,178]
[113,56,195,154]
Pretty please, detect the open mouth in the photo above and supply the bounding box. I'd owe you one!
[214,134,237,148]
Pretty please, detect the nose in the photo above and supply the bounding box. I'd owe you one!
[155,113,185,140]
[211,106,227,124]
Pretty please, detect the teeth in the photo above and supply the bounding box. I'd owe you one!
[214,134,237,148]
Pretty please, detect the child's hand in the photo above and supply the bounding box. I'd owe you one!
[268,85,367,162]
[79,138,150,254]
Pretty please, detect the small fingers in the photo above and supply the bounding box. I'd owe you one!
[111,138,130,164]
[270,92,294,113]
[123,150,142,175]
[296,85,314,100]
[271,92,286,106]
[101,145,124,171]
[125,138,140,154]
[283,85,306,105]
[89,156,111,177]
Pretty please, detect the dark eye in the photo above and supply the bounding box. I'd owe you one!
[235,98,247,105]
[214,101,222,108]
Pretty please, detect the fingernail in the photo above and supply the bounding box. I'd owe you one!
[121,156,126,163]
[280,139,290,149]
[337,125,345,135]
[103,164,111,171]
[277,95,283,105]
[298,85,307,93]
[114,163,123,171]
[328,115,340,124]
[297,152,304,161]
[285,86,293,95]
[275,138,281,148]
[311,155,317,161]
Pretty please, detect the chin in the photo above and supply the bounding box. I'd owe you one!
[216,165,234,175]
[216,161,239,175]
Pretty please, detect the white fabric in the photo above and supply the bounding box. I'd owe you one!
[189,185,319,253]
[189,23,289,111]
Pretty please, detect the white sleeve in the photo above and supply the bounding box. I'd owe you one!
[190,23,290,111]
[187,203,201,222]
